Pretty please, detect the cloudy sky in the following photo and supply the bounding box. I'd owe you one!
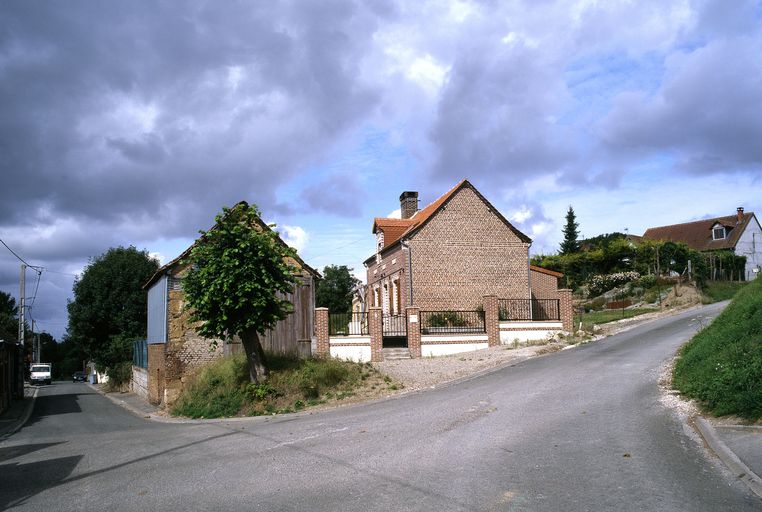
[2,0,761,340]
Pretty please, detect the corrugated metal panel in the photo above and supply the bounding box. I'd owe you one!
[147,275,167,344]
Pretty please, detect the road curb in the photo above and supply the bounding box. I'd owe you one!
[0,386,38,441]
[693,416,762,499]
[86,383,163,421]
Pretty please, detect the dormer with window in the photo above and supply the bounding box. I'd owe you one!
[711,223,728,240]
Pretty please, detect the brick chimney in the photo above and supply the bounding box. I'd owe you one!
[737,207,745,223]
[400,191,419,219]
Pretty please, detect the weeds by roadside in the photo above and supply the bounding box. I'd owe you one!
[171,353,399,419]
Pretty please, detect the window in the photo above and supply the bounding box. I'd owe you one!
[712,226,726,240]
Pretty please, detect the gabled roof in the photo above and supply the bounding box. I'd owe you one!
[369,179,531,260]
[144,201,320,289]
[642,212,756,252]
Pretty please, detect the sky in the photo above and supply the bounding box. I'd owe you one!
[1,0,761,340]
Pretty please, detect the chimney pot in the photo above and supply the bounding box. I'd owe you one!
[737,207,745,222]
[400,191,419,219]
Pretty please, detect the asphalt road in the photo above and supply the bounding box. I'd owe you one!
[1,302,760,511]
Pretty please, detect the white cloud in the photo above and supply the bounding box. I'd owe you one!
[280,225,309,253]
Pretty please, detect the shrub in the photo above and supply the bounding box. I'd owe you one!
[673,277,762,420]
[104,361,133,391]
[588,271,641,297]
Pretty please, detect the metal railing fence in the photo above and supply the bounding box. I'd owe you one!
[329,312,369,336]
[498,299,560,321]
[420,310,486,334]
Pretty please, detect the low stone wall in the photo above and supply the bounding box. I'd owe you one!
[421,334,489,357]
[329,336,372,363]
[131,366,149,400]
[500,321,563,344]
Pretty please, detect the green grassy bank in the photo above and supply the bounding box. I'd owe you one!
[673,277,762,420]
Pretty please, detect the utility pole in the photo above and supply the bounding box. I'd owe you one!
[18,264,25,346]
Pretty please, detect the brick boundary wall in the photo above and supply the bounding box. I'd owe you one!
[369,307,384,362]
[406,306,421,358]
[558,289,573,332]
[315,308,329,355]
[483,295,499,347]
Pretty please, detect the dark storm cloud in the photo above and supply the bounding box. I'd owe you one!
[0,0,389,337]
[299,174,366,217]
[428,36,575,187]
[0,0,384,239]
[599,35,762,175]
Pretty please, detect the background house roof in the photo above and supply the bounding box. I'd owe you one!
[642,212,755,252]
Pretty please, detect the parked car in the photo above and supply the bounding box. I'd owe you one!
[72,371,86,382]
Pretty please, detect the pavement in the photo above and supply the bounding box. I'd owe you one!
[86,383,162,419]
[0,383,37,441]
[694,418,762,499]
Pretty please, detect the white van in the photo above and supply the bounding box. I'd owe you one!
[30,363,52,385]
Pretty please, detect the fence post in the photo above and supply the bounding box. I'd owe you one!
[369,307,383,362]
[558,289,573,332]
[484,295,500,347]
[406,306,421,358]
[315,308,330,356]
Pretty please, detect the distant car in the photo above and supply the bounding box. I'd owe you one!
[30,364,52,385]
[72,371,86,382]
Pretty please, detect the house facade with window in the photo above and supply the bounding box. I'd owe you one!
[642,207,762,280]
[134,202,319,407]
[363,179,556,315]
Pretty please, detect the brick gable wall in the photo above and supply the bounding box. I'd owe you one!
[530,269,559,299]
[408,187,530,310]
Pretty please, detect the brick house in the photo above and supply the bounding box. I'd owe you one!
[134,202,319,407]
[364,179,559,314]
[314,180,572,362]
[642,208,762,280]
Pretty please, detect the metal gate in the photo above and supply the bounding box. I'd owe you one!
[382,314,407,347]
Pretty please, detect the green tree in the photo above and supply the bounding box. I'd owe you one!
[182,203,298,383]
[0,291,18,343]
[66,246,159,379]
[315,265,361,313]
[560,206,580,255]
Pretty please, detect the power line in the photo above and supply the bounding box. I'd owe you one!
[0,237,42,270]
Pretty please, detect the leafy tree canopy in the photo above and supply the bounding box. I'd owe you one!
[0,291,18,343]
[182,203,298,383]
[66,246,159,373]
[315,265,361,313]
[560,206,580,255]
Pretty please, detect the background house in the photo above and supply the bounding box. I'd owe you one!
[643,208,761,280]
[134,203,319,407]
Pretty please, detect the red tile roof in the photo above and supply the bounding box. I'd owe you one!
[370,179,531,258]
[642,212,755,252]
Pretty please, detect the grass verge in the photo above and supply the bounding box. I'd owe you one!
[579,307,657,325]
[673,277,762,420]
[701,280,749,303]
[171,353,396,418]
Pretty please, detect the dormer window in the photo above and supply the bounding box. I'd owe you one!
[712,224,726,240]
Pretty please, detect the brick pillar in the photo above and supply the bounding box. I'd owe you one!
[369,307,383,362]
[406,306,421,358]
[315,308,329,356]
[558,289,573,332]
[484,295,500,347]
[147,343,166,406]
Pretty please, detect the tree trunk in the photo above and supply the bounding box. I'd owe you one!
[240,328,269,383]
